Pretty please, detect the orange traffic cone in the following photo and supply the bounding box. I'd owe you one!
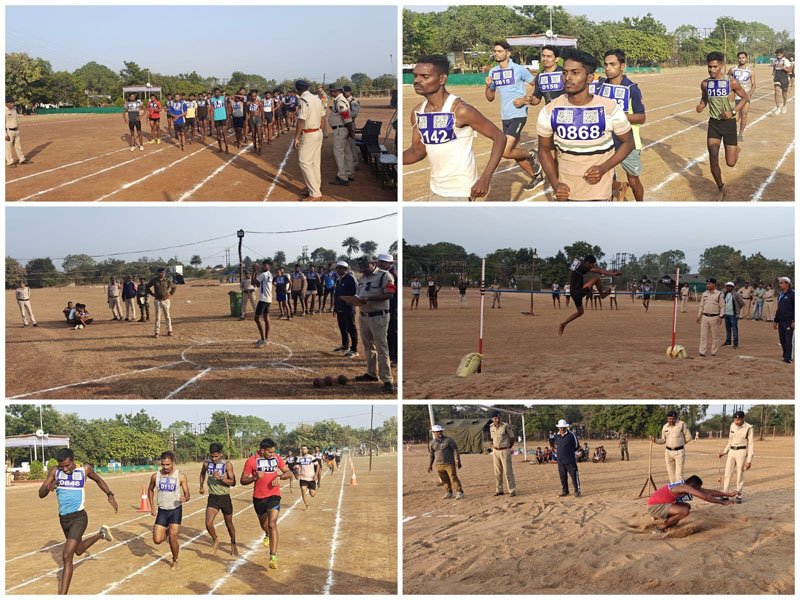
[349,466,359,486]
[137,484,151,512]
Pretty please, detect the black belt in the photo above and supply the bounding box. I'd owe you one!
[666,445,684,451]
[493,446,510,451]
[362,309,389,318]
[730,445,748,450]
[703,313,721,316]
[7,127,18,131]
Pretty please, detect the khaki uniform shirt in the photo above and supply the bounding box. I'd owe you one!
[723,421,754,463]
[741,286,753,300]
[6,105,19,130]
[147,276,177,301]
[298,90,323,130]
[697,289,724,317]
[107,283,120,299]
[15,286,30,301]
[356,268,395,311]
[328,93,352,128]
[655,421,691,449]
[489,422,515,450]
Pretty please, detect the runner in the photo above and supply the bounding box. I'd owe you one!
[727,51,756,141]
[528,45,566,107]
[123,93,144,151]
[485,41,544,190]
[196,92,210,138]
[38,448,117,595]
[313,445,324,489]
[230,93,246,148]
[164,94,174,136]
[536,49,634,201]
[245,90,263,153]
[198,442,238,555]
[334,448,342,470]
[291,264,307,316]
[558,254,621,335]
[147,451,190,571]
[254,259,273,348]
[210,88,229,153]
[284,449,298,493]
[772,48,792,114]
[304,264,320,315]
[167,93,189,151]
[240,438,294,570]
[410,275,422,309]
[598,49,646,201]
[286,91,299,127]
[324,447,336,474]
[321,265,337,313]
[273,90,285,136]
[404,54,505,200]
[261,91,274,144]
[695,51,749,200]
[184,93,198,141]
[296,444,320,509]
[146,94,162,144]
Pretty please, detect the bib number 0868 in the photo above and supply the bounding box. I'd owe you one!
[555,124,602,140]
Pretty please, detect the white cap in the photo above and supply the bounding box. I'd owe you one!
[431,424,444,432]
[335,260,349,268]
[725,281,735,287]
[779,276,792,285]
[377,253,394,263]
[556,419,569,428]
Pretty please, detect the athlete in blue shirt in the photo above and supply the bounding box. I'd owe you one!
[168,93,189,151]
[484,41,543,190]
[210,87,229,153]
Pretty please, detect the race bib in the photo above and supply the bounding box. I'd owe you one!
[417,112,456,145]
[569,257,581,272]
[56,470,85,488]
[706,78,730,97]
[588,81,598,95]
[207,462,225,476]
[538,71,564,93]
[551,106,606,141]
[158,477,177,492]
[491,68,516,87]
[598,83,631,111]
[732,68,750,83]
[256,457,278,472]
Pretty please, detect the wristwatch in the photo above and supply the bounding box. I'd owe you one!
[107,491,115,497]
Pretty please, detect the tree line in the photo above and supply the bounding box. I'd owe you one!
[6,54,397,109]
[402,239,794,290]
[404,7,794,68]
[6,405,396,468]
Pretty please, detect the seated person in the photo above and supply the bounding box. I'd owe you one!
[582,442,590,456]
[534,447,543,464]
[647,475,735,533]
[63,301,74,321]
[542,447,551,463]
[73,303,94,329]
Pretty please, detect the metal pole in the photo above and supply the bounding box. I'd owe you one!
[521,412,528,463]
[529,250,535,315]
[428,405,436,429]
[369,405,374,472]
[671,267,680,348]
[478,258,486,372]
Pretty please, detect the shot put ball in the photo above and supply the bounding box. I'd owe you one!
[313,378,323,388]
[337,374,348,385]
[324,375,335,386]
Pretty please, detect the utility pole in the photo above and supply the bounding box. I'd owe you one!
[224,413,232,457]
[237,229,245,285]
[369,405,374,472]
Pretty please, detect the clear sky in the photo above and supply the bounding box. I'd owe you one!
[407,4,795,36]
[6,6,398,80]
[403,206,794,272]
[6,207,397,268]
[39,403,397,431]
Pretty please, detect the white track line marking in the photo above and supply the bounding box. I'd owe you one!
[752,139,795,202]
[402,516,417,523]
[9,361,184,399]
[6,145,148,184]
[322,457,349,595]
[93,145,207,201]
[263,143,294,200]
[177,143,253,201]
[165,367,212,399]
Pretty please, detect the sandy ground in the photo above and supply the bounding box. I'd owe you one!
[6,283,396,399]
[6,98,396,202]
[6,454,397,594]
[402,438,794,594]
[402,66,794,201]
[402,289,793,400]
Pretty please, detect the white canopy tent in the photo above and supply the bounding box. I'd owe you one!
[6,434,70,463]
[122,85,162,101]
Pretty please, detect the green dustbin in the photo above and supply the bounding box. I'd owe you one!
[228,291,242,317]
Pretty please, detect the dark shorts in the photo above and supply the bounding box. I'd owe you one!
[264,112,274,123]
[707,118,737,146]
[173,122,185,133]
[335,456,341,464]
[59,509,89,541]
[501,117,527,139]
[197,107,209,119]
[149,116,160,123]
[253,495,281,516]
[299,479,317,490]
[306,284,318,294]
[214,119,227,127]
[232,116,245,129]
[207,494,233,516]
[249,116,261,129]
[291,290,302,300]
[569,271,585,308]
[186,117,195,126]
[128,120,142,132]
[155,506,183,527]
[643,294,651,300]
[255,301,271,316]
[277,291,287,302]
[774,72,790,90]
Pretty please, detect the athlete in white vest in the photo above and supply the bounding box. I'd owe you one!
[727,51,756,141]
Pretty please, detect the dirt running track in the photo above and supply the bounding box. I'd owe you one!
[403,289,793,399]
[6,284,396,399]
[6,455,397,594]
[403,438,794,594]
[403,65,794,201]
[6,99,396,202]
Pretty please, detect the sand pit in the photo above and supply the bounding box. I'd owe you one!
[402,289,792,399]
[402,438,794,594]
[6,454,397,594]
[6,283,396,399]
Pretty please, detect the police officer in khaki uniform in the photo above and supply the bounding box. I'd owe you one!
[5,97,29,167]
[353,256,396,394]
[293,80,324,199]
[328,84,355,186]
[107,277,123,321]
[696,277,725,357]
[15,281,37,327]
[489,411,516,497]
[240,268,257,320]
[652,411,692,483]
[718,410,753,504]
[740,282,753,318]
[343,86,361,166]
[618,431,629,461]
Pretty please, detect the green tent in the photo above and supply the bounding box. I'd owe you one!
[442,418,490,454]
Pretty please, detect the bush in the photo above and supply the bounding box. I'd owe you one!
[29,460,45,480]
[47,458,57,469]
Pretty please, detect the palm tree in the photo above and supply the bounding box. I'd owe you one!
[342,237,360,258]
[388,240,398,255]
[360,240,378,257]
[190,255,202,269]
[273,251,286,267]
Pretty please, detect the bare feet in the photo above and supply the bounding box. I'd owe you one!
[171,560,179,571]
[231,542,238,556]
[558,323,566,336]
[211,538,219,553]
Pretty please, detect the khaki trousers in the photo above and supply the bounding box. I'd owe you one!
[6,129,25,165]
[723,448,747,496]
[742,298,752,318]
[154,299,172,334]
[124,298,138,321]
[241,290,257,317]
[108,297,122,319]
[298,130,323,197]
[332,127,354,180]
[17,299,35,325]
[699,315,721,355]
[664,448,685,483]
[359,312,392,383]
[680,296,688,312]
[763,300,775,321]
[436,464,462,494]
[492,448,516,494]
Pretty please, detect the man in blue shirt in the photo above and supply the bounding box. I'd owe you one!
[484,41,544,190]
[774,276,794,363]
[168,93,188,151]
[333,260,358,357]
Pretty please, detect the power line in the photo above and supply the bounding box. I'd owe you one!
[245,212,397,235]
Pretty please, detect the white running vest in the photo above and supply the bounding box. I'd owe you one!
[416,94,477,198]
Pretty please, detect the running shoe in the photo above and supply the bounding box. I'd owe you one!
[139,145,144,151]
[523,173,545,190]
[255,339,266,348]
[262,533,270,547]
[268,555,278,569]
[454,492,464,500]
[527,149,543,176]
[345,350,359,358]
[442,492,453,499]
[781,105,787,114]
[99,525,114,542]
[129,146,134,152]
